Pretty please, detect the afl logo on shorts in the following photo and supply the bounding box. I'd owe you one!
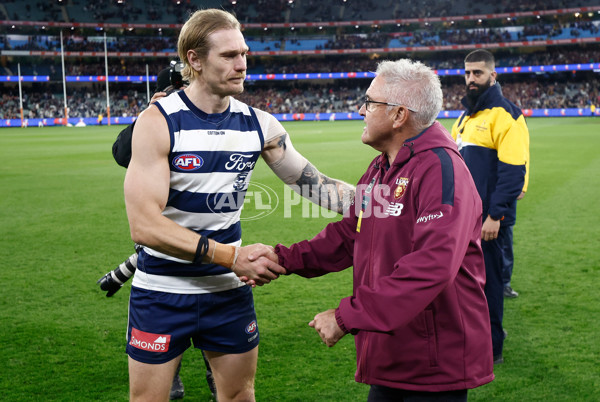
[172,154,204,171]
[245,320,258,334]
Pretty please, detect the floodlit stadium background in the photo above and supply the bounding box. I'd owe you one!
[1,1,599,401]
[1,0,599,127]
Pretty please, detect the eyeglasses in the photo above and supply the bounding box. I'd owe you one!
[362,97,418,113]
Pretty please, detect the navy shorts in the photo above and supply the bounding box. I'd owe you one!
[126,285,259,364]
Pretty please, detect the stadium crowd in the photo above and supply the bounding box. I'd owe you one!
[1,0,597,24]
[1,1,599,120]
[238,77,600,112]
[1,75,598,120]
[0,86,146,120]
[254,48,600,73]
[3,19,598,55]
[6,46,599,80]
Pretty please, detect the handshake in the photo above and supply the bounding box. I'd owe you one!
[97,243,345,347]
[97,243,285,297]
[225,243,285,287]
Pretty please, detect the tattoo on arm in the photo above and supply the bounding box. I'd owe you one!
[276,134,287,151]
[295,162,355,214]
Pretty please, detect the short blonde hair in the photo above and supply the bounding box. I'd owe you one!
[177,9,241,82]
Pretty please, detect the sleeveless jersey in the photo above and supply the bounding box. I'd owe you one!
[132,91,265,294]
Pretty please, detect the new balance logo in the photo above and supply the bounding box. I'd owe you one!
[386,203,404,217]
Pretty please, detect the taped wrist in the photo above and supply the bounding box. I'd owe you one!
[211,241,238,271]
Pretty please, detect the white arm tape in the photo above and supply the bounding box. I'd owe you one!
[254,109,309,184]
[266,135,309,185]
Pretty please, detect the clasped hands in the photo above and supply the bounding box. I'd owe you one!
[233,243,285,287]
[233,244,346,347]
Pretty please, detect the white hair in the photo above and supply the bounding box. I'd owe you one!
[376,59,443,127]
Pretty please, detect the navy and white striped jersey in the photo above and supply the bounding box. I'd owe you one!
[132,90,282,294]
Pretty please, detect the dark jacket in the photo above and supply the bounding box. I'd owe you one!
[276,122,494,391]
[112,67,175,168]
[451,83,529,225]
[112,123,135,168]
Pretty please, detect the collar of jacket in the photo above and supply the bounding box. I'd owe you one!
[373,121,454,170]
[460,82,503,115]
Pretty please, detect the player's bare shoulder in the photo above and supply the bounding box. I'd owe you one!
[130,104,170,158]
[133,105,169,137]
[136,104,166,130]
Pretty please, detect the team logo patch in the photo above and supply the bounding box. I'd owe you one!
[394,177,409,199]
[245,320,258,335]
[129,328,171,352]
[233,171,250,191]
[172,154,204,171]
[476,121,488,132]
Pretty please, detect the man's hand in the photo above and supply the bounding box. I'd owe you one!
[234,244,286,287]
[148,84,187,105]
[481,215,501,242]
[309,309,346,347]
[149,91,167,104]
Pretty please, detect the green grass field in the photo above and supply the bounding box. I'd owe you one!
[1,118,599,401]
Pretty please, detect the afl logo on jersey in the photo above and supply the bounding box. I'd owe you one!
[245,320,257,334]
[172,154,204,171]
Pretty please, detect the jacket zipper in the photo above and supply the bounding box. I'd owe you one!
[359,167,383,381]
[359,221,377,381]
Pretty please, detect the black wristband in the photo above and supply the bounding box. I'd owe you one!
[193,236,209,265]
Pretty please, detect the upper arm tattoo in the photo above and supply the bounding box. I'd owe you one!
[276,133,287,151]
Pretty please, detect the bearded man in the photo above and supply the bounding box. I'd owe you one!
[451,49,530,365]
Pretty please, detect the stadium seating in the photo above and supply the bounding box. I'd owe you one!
[1,0,599,122]
[285,39,330,51]
[2,0,598,24]
[2,19,598,54]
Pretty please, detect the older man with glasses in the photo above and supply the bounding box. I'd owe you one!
[267,59,494,401]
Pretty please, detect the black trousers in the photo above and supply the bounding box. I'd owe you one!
[483,225,509,357]
[367,385,468,402]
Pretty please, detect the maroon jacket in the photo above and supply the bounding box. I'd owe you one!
[275,122,494,391]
